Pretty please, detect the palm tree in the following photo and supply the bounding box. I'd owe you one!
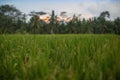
[50,10,56,34]
[99,11,110,19]
[29,15,40,34]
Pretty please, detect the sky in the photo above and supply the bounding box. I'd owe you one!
[0,0,120,19]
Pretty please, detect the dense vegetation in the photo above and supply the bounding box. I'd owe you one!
[0,4,120,34]
[0,4,120,80]
[0,34,120,80]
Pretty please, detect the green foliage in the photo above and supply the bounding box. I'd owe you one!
[0,4,120,34]
[114,17,120,34]
[29,15,41,34]
[99,11,110,19]
[0,4,27,34]
[27,10,120,34]
[0,34,120,80]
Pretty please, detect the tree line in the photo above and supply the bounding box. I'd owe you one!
[0,4,120,34]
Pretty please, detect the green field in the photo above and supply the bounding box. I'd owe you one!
[0,34,120,80]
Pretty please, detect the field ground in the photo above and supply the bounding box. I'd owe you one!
[0,34,120,80]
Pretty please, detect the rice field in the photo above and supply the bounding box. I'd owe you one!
[0,34,120,80]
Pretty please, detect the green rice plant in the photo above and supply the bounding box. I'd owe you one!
[0,34,119,80]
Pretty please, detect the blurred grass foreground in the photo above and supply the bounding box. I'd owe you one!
[0,34,120,80]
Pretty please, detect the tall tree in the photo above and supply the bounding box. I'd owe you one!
[114,17,120,34]
[0,4,22,34]
[99,11,110,19]
[29,15,40,34]
[50,10,56,34]
[60,11,67,18]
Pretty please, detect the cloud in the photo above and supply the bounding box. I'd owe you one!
[4,1,120,19]
[83,2,120,19]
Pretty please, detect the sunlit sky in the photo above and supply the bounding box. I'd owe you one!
[1,0,120,19]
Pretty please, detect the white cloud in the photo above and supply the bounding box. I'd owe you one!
[83,2,120,19]
[5,1,120,19]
